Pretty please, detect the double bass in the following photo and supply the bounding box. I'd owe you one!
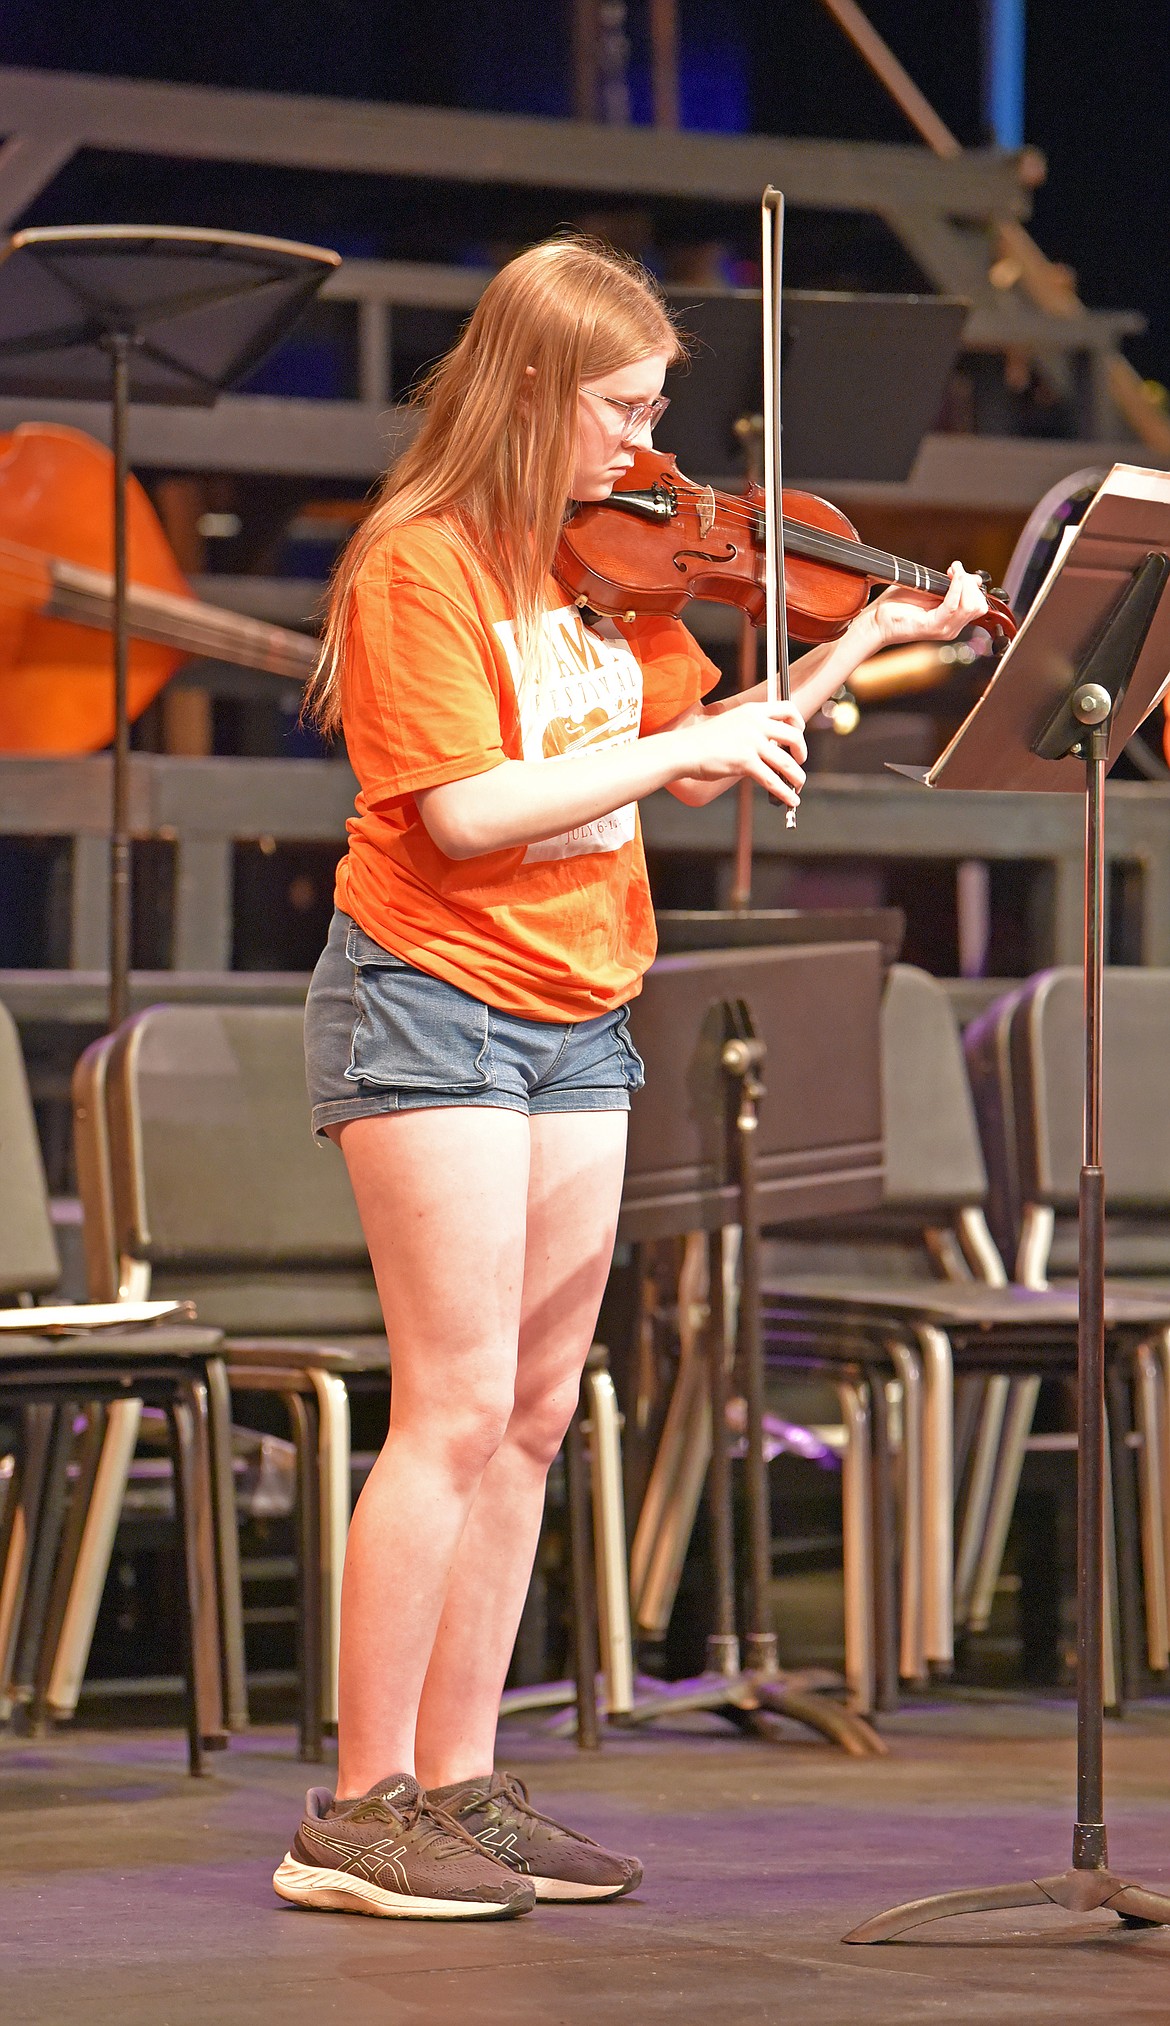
[0,422,317,754]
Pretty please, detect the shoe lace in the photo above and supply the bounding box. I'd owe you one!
[467,1772,596,1849]
[348,1793,496,1865]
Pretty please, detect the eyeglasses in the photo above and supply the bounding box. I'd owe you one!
[579,387,670,442]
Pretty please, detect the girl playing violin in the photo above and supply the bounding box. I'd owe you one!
[275,235,988,1920]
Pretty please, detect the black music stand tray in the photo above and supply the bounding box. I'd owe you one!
[657,291,968,485]
[846,461,1170,1942]
[0,225,340,1030]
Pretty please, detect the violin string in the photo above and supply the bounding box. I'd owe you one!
[680,498,948,589]
[654,479,952,591]
[670,487,923,580]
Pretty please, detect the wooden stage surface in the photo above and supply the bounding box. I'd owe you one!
[3,1700,1170,2023]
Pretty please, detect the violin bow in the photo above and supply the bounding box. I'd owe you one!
[761,186,797,829]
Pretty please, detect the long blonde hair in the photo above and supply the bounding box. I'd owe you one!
[305,235,683,734]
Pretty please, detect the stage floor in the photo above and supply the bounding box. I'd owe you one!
[3,1699,1170,2024]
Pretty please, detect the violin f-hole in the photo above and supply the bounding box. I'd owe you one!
[673,542,738,574]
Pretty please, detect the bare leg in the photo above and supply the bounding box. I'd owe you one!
[414,1110,628,1789]
[332,1105,530,1799]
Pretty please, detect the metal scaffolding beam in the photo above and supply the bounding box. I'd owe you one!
[0,63,1031,216]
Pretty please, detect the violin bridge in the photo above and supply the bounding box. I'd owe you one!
[697,486,716,540]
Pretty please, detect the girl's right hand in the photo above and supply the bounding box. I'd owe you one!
[680,700,807,809]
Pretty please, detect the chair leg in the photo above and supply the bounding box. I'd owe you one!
[887,1341,925,1683]
[1152,1329,1170,1643]
[584,1356,635,1718]
[867,1375,899,1713]
[287,1390,324,1764]
[185,1378,227,1748]
[308,1370,351,1735]
[206,1358,248,1733]
[1132,1343,1169,1672]
[0,1404,56,1718]
[954,1375,1011,1629]
[565,1398,600,1751]
[1103,1398,1123,1714]
[967,1376,1041,1634]
[835,1378,876,1715]
[44,1399,142,1721]
[30,1405,108,1731]
[10,1403,78,1706]
[1107,1368,1146,1705]
[953,1374,990,1496]
[627,1232,709,1634]
[633,1379,711,1645]
[915,1324,954,1673]
[166,1394,206,1778]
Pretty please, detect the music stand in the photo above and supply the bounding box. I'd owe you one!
[616,943,884,1756]
[0,225,340,1030]
[657,291,968,485]
[846,462,1170,1943]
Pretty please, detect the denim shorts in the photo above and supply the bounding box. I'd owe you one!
[304,910,645,1137]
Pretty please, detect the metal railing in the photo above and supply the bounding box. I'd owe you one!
[2,754,1168,1012]
[0,66,1150,504]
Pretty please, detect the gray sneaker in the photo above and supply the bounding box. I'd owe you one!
[273,1773,536,1919]
[427,1772,643,1902]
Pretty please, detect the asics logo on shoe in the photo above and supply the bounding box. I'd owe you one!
[311,1828,412,1893]
[474,1827,531,1873]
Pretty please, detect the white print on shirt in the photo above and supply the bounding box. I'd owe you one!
[493,606,642,864]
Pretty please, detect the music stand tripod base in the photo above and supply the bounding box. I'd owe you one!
[609,1666,884,1759]
[845,471,1170,1941]
[844,1867,1170,1944]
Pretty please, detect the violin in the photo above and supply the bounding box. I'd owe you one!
[0,423,317,754]
[554,444,1017,646]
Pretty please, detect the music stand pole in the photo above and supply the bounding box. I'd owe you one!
[1076,701,1109,1869]
[723,1025,776,1673]
[846,543,1170,1941]
[106,330,133,1033]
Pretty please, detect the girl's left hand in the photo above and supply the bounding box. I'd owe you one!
[866,561,988,650]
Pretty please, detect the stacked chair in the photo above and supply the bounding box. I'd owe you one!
[964,967,1170,1691]
[757,962,1007,1703]
[65,1005,392,1758]
[760,965,1170,1708]
[62,1002,617,1762]
[14,959,1170,1763]
[0,999,232,1772]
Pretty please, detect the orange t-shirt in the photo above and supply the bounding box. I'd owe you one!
[334,518,720,1021]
